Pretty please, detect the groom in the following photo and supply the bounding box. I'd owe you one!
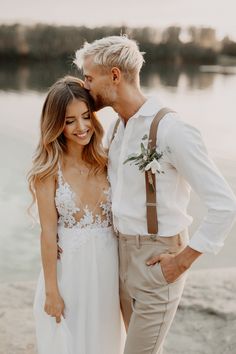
[74,36,236,353]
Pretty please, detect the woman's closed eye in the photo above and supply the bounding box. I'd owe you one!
[82,114,90,120]
[65,119,75,125]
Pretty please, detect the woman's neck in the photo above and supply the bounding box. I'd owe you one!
[64,142,85,166]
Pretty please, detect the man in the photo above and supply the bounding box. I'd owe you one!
[74,36,236,354]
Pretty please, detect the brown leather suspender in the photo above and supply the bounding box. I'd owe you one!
[110,118,121,145]
[110,107,174,235]
[145,108,174,234]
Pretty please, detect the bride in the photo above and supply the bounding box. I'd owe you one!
[28,76,124,354]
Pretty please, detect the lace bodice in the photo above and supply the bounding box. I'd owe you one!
[55,163,112,230]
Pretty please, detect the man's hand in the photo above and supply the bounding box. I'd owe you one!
[147,253,182,283]
[146,246,202,283]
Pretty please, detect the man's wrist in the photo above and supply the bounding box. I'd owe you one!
[175,246,202,272]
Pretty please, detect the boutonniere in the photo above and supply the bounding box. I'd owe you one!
[123,134,164,190]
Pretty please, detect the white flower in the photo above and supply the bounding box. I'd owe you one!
[124,134,164,182]
[145,159,162,174]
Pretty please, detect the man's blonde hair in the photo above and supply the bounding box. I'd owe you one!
[74,35,145,82]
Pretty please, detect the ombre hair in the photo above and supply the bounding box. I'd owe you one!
[74,35,145,83]
[27,75,107,206]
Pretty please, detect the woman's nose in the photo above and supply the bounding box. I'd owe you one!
[75,118,86,131]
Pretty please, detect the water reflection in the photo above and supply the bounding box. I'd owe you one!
[141,64,215,90]
[0,59,77,92]
[0,60,216,92]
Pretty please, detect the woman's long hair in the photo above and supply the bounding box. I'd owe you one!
[27,75,107,207]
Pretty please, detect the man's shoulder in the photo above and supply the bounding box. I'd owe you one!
[158,111,201,147]
[158,111,182,138]
[159,110,180,127]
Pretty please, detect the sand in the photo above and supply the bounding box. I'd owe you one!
[1,268,236,354]
[165,268,236,354]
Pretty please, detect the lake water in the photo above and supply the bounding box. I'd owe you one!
[0,61,236,282]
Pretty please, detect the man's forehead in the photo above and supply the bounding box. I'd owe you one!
[83,56,108,76]
[83,56,97,74]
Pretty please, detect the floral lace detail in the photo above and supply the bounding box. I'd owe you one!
[55,164,112,229]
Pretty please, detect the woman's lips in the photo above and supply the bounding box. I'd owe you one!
[74,130,89,139]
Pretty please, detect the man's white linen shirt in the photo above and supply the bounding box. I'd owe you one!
[107,97,236,254]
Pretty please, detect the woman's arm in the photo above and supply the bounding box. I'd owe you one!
[35,175,65,323]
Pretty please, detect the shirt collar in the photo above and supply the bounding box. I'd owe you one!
[129,96,163,119]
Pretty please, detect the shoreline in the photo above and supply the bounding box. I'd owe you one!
[1,268,236,354]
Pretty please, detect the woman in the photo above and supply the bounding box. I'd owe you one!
[28,76,124,354]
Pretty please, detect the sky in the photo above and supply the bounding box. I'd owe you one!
[1,0,236,39]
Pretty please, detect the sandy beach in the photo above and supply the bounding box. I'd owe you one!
[1,268,236,354]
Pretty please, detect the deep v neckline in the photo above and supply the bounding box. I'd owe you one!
[57,162,110,216]
[55,162,112,229]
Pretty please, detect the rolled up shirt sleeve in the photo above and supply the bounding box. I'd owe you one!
[165,119,236,254]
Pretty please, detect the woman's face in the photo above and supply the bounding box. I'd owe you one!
[63,99,94,147]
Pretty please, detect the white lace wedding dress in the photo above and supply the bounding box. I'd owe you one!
[33,164,125,354]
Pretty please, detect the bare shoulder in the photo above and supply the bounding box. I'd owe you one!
[35,174,58,229]
[35,174,57,200]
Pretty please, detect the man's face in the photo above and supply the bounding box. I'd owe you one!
[83,56,115,111]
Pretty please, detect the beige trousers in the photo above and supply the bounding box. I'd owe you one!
[118,230,188,354]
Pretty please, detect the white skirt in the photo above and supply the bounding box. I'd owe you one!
[33,226,125,354]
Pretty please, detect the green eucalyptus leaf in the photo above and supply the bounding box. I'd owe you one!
[140,142,146,154]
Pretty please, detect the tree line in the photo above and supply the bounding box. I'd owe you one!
[0,24,236,64]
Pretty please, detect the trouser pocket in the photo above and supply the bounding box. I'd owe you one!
[147,261,168,286]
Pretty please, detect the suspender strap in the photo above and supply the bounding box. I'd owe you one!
[145,107,174,234]
[109,108,175,235]
[109,118,121,147]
